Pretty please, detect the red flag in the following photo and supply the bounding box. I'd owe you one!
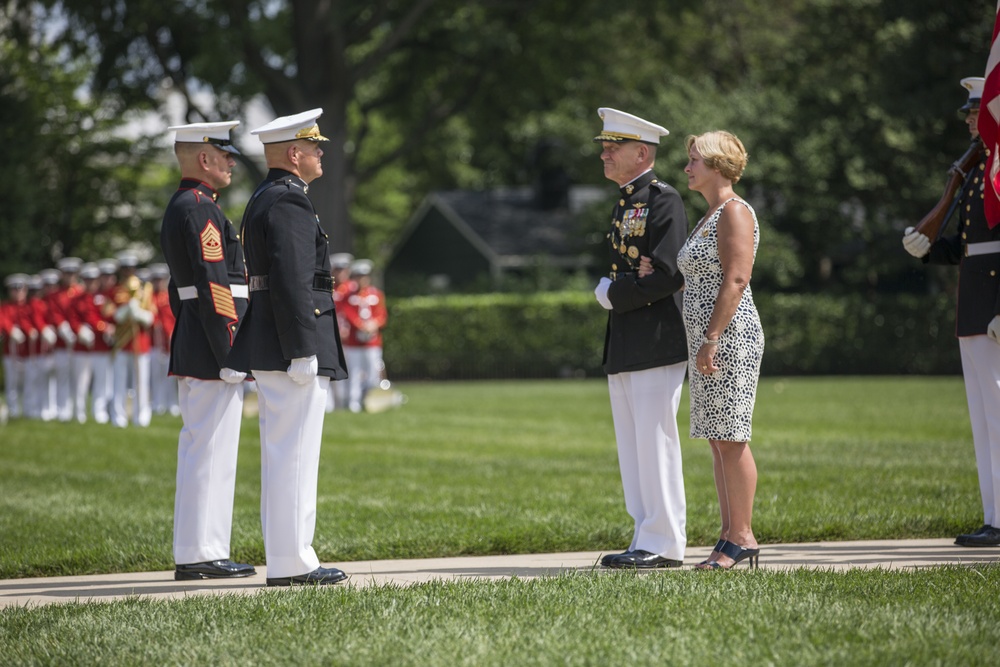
[978,0,1000,228]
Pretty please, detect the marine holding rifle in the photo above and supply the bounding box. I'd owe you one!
[902,76,1000,548]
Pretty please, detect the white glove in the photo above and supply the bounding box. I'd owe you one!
[114,304,130,324]
[287,355,319,385]
[77,324,95,348]
[594,277,613,310]
[902,227,931,258]
[9,326,25,344]
[58,321,76,345]
[988,315,1000,345]
[134,307,155,327]
[41,325,57,346]
[219,367,247,384]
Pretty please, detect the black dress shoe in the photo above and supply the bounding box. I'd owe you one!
[955,524,991,546]
[955,525,1000,547]
[600,550,632,567]
[266,566,348,587]
[175,559,257,581]
[607,550,683,569]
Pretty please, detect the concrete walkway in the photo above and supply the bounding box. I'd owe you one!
[2,538,998,609]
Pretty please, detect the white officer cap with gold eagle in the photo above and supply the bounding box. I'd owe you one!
[251,108,329,144]
[594,108,669,145]
[959,77,985,113]
[167,120,241,155]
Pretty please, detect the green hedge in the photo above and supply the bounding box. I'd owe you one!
[382,291,961,380]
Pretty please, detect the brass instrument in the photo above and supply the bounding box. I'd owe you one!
[113,275,155,351]
[914,138,984,241]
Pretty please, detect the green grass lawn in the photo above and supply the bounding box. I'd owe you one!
[0,376,980,578]
[2,376,995,665]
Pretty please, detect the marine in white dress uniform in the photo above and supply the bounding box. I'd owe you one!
[592,108,689,568]
[160,120,256,580]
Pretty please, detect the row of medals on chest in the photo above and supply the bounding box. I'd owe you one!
[609,197,649,262]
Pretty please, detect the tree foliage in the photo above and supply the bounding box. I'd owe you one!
[0,4,158,275]
[1,0,995,294]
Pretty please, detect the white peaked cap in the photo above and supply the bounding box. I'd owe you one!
[594,107,669,145]
[79,263,100,280]
[959,77,985,112]
[251,108,329,144]
[961,77,985,99]
[167,120,241,154]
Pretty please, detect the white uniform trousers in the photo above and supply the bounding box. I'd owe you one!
[150,349,178,416]
[112,351,150,427]
[253,370,330,578]
[24,355,48,419]
[959,336,1000,526]
[72,352,94,423]
[173,378,245,565]
[3,356,26,418]
[344,346,382,412]
[53,348,74,422]
[608,362,687,560]
[326,379,348,413]
[90,352,113,424]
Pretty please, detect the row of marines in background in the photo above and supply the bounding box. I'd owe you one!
[0,251,387,425]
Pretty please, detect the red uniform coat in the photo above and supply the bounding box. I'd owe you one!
[342,285,387,348]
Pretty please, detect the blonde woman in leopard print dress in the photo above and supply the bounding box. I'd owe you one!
[640,131,764,570]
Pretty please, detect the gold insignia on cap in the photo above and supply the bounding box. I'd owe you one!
[627,246,639,259]
[295,124,329,141]
[595,131,642,142]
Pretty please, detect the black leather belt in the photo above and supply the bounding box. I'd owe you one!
[609,270,637,280]
[248,275,335,292]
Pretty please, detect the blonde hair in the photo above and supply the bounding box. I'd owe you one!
[685,131,749,183]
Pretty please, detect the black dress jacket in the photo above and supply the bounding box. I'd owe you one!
[160,179,248,380]
[603,170,689,374]
[925,142,1000,336]
[229,169,348,379]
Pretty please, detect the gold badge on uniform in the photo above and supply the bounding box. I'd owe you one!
[200,221,223,262]
[627,246,639,259]
[619,243,627,254]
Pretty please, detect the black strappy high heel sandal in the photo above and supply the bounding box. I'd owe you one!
[698,539,727,566]
[702,540,760,570]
